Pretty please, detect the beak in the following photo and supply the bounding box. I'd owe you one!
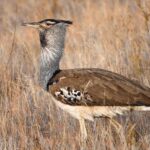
[21,22,40,28]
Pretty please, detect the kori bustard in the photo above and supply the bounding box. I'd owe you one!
[22,19,150,141]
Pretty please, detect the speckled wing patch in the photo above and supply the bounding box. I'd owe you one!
[55,87,93,105]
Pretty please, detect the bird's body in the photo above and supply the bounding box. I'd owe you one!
[48,68,150,140]
[23,19,150,141]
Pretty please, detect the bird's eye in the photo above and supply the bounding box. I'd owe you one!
[46,23,51,26]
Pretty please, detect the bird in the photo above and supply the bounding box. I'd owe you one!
[22,19,150,141]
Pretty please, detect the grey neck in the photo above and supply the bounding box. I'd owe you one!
[39,23,67,89]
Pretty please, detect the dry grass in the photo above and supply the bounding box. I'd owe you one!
[0,0,150,149]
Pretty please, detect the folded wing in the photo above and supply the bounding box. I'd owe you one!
[48,69,150,106]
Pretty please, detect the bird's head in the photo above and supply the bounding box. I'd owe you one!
[22,19,72,31]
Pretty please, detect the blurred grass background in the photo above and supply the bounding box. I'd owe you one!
[0,0,150,149]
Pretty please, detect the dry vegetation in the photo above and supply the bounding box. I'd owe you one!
[0,0,150,149]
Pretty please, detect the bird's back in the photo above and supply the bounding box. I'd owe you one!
[48,68,150,106]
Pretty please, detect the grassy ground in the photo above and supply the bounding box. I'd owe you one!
[0,0,150,149]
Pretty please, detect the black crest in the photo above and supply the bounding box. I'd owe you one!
[39,19,73,25]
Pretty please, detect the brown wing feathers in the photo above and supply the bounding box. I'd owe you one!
[48,69,150,106]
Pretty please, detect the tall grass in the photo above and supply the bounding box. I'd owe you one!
[0,0,150,149]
